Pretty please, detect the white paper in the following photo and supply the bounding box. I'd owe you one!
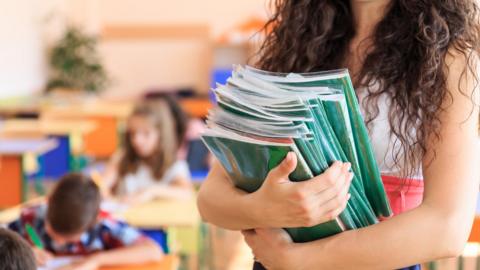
[37,257,79,270]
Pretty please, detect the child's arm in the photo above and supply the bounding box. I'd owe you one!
[93,238,163,266]
[60,238,163,270]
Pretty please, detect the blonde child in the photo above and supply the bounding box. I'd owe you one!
[104,99,193,204]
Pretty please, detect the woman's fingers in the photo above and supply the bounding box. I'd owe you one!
[315,170,353,204]
[265,152,298,185]
[296,171,353,226]
[314,182,352,223]
[296,161,349,194]
[297,163,352,209]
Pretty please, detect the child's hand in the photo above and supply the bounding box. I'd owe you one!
[32,247,53,266]
[59,258,99,270]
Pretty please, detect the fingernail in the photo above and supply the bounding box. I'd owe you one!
[348,172,354,181]
[285,152,293,162]
[345,162,351,171]
[347,193,351,200]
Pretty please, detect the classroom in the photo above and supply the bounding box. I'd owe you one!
[0,1,479,270]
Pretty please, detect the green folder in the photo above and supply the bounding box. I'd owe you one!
[243,66,392,218]
[202,65,391,244]
[202,134,346,242]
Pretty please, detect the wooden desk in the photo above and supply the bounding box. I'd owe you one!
[117,198,201,262]
[119,199,200,228]
[0,119,96,138]
[41,101,133,119]
[42,101,134,158]
[0,119,97,178]
[100,255,179,270]
[0,96,40,117]
[0,139,57,207]
[0,198,200,228]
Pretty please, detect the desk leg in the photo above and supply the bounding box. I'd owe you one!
[0,156,22,207]
[469,217,480,242]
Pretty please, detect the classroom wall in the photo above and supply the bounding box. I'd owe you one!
[0,0,267,99]
[96,0,267,97]
[96,0,267,38]
[0,0,46,99]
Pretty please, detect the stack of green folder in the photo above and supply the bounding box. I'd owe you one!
[202,65,392,243]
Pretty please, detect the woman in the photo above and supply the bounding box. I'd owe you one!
[198,0,480,269]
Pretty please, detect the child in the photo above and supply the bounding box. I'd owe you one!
[103,99,193,204]
[8,173,163,269]
[0,228,36,270]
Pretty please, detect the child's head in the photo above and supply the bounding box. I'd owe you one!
[0,228,36,270]
[46,173,101,245]
[119,99,181,180]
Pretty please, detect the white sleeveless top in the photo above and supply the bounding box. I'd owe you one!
[357,88,423,180]
[116,160,191,196]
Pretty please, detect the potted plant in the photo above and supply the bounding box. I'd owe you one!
[46,26,109,95]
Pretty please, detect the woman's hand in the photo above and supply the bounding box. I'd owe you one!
[251,152,353,228]
[242,228,302,270]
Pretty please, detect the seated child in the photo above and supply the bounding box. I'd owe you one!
[8,173,163,269]
[0,228,36,270]
[103,99,193,204]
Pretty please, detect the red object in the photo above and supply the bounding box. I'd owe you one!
[381,175,480,243]
[381,175,424,216]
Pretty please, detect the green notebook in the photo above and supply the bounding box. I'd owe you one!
[243,66,392,218]
[202,132,346,242]
[202,65,391,243]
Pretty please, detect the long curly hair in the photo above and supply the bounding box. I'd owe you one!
[256,0,480,178]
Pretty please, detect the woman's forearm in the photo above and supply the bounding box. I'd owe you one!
[197,163,263,230]
[296,203,474,270]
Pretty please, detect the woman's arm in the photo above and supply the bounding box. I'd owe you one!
[244,50,480,270]
[197,152,354,230]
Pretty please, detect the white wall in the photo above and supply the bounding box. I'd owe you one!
[0,0,267,99]
[0,0,46,99]
[96,0,267,97]
[97,0,267,38]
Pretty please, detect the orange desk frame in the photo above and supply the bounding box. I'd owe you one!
[83,116,119,158]
[469,216,480,242]
[0,156,23,207]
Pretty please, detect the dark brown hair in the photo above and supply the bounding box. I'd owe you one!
[47,173,101,235]
[0,228,36,270]
[118,100,178,182]
[256,0,480,177]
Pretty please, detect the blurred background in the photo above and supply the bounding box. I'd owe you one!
[0,1,267,269]
[0,1,478,270]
